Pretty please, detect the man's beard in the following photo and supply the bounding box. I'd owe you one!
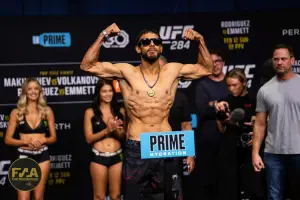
[275,67,289,78]
[141,51,161,64]
[212,70,222,77]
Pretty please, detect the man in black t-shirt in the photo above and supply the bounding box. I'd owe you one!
[169,90,192,132]
[167,90,194,200]
[193,49,229,200]
[160,55,194,200]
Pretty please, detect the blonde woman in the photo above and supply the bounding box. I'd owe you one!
[5,77,57,200]
[214,69,264,200]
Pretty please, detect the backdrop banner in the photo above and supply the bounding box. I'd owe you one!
[0,10,299,199]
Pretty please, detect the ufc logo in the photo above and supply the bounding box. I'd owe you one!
[160,25,194,40]
[0,160,11,175]
[223,64,256,79]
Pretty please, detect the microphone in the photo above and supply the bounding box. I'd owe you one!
[230,108,245,122]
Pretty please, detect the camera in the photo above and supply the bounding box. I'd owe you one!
[238,121,254,148]
[216,103,229,121]
[239,132,252,148]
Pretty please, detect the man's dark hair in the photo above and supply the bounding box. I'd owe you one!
[209,49,225,61]
[260,58,276,86]
[159,55,168,63]
[136,29,161,45]
[92,79,123,121]
[273,44,295,57]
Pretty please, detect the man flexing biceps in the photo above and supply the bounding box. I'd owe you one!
[81,23,213,200]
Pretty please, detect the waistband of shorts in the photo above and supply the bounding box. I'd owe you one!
[126,139,140,147]
[92,148,122,157]
[18,146,48,155]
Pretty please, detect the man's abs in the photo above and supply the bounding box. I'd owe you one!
[127,118,172,141]
[125,93,173,141]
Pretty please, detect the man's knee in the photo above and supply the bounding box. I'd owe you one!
[266,179,284,200]
[110,194,121,200]
[93,194,106,200]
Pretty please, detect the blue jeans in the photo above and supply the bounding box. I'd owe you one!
[264,152,300,200]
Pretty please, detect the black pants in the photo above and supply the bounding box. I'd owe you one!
[164,158,184,200]
[194,137,221,200]
[218,146,265,200]
[122,139,164,200]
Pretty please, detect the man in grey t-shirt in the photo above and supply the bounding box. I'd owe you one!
[252,44,300,200]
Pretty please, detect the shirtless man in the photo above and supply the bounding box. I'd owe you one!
[80,23,212,200]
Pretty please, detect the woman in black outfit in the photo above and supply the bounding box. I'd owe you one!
[215,69,265,200]
[84,79,126,200]
[5,78,57,200]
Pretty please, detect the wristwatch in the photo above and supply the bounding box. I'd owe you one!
[214,101,218,108]
[101,30,109,38]
[210,100,217,108]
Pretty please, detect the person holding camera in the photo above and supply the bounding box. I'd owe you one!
[215,69,264,200]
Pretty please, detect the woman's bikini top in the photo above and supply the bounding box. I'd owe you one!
[91,112,124,141]
[91,116,107,133]
[18,116,48,134]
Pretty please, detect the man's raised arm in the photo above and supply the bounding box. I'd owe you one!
[80,23,126,79]
[178,29,213,80]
